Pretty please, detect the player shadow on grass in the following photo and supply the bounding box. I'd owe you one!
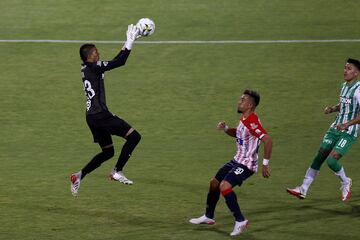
[155,176,360,237]
[192,225,256,239]
[307,195,360,217]
[245,195,360,235]
[273,228,354,240]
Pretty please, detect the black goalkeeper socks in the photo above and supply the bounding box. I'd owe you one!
[81,147,115,179]
[115,130,141,171]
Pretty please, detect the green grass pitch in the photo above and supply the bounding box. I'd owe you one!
[0,1,359,239]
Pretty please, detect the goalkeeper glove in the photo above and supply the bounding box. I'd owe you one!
[124,24,140,50]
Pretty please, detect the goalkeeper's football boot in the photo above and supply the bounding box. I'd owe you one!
[286,186,306,199]
[189,215,215,225]
[230,219,249,236]
[70,171,82,196]
[109,170,133,185]
[340,178,352,202]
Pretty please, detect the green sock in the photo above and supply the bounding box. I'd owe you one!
[310,152,327,171]
[326,157,342,172]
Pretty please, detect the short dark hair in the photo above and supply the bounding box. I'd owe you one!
[347,58,360,71]
[244,89,260,107]
[80,43,96,62]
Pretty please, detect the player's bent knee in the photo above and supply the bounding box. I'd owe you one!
[125,128,134,138]
[329,151,342,160]
[133,130,141,143]
[220,181,233,197]
[127,130,141,144]
[219,180,232,192]
[318,148,331,158]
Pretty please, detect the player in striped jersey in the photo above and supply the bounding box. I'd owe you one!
[189,90,273,236]
[287,58,360,201]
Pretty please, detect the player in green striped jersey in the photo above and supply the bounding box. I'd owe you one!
[287,58,360,201]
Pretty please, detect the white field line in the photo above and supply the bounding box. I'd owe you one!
[0,39,360,44]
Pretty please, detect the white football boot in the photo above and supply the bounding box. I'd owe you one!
[109,170,133,185]
[230,219,249,236]
[286,186,306,199]
[70,171,82,196]
[189,214,215,225]
[340,178,352,201]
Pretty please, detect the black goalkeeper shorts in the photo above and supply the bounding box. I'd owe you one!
[86,111,132,146]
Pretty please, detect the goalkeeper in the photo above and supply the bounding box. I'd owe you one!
[70,24,141,196]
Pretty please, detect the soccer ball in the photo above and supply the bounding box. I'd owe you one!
[136,18,155,37]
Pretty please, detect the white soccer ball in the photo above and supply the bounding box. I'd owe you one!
[136,18,155,37]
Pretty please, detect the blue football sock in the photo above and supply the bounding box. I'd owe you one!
[222,189,245,222]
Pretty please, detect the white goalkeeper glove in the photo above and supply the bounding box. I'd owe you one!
[124,24,140,50]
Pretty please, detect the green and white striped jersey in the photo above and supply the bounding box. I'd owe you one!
[330,80,360,137]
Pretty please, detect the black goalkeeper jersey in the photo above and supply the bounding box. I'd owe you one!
[81,49,131,115]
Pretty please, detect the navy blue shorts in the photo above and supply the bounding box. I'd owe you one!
[214,160,254,187]
[86,111,132,147]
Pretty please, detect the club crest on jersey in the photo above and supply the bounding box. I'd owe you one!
[250,123,258,129]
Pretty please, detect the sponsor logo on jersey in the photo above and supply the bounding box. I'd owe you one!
[340,97,351,104]
[236,138,244,145]
[250,123,258,129]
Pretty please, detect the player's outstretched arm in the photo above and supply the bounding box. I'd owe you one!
[261,134,272,178]
[96,24,140,72]
[217,121,236,137]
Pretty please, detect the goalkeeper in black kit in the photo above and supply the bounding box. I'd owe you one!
[70,24,141,196]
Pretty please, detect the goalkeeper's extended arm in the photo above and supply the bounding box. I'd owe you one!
[97,24,139,72]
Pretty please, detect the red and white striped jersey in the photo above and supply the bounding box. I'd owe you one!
[233,112,267,172]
